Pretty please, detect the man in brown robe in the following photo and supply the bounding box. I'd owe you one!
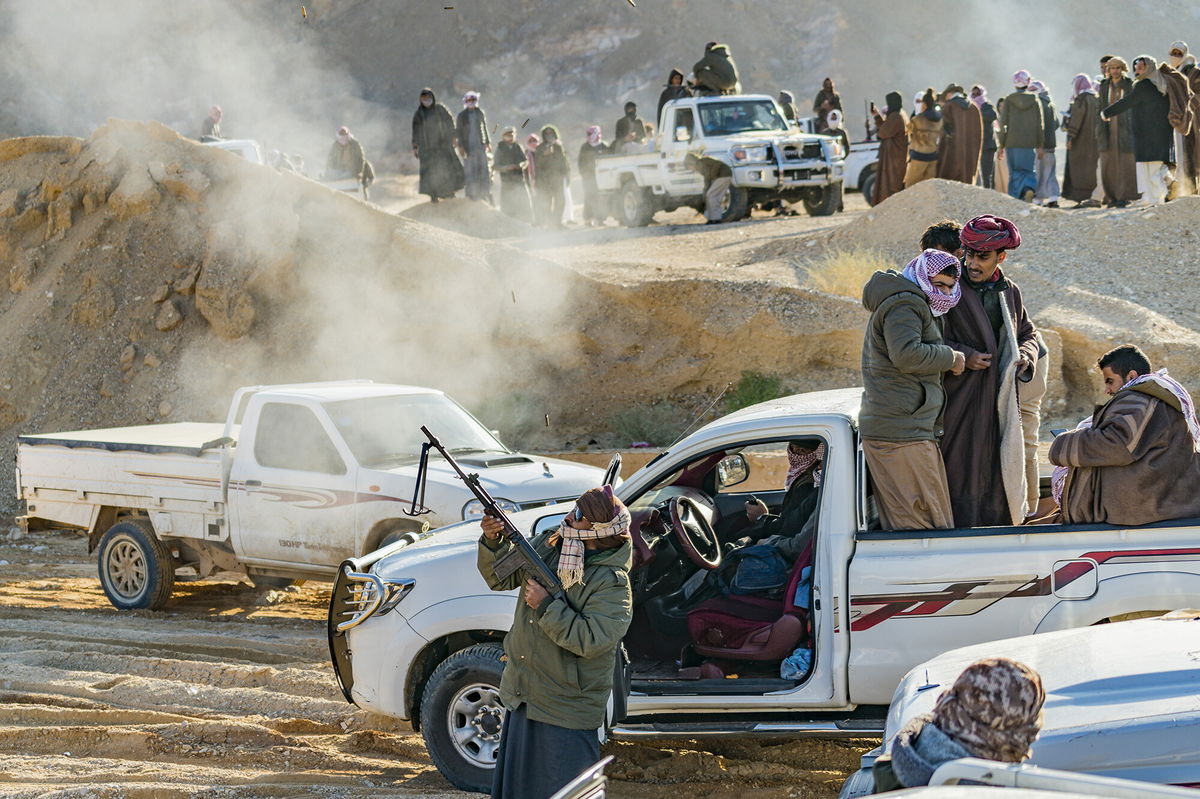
[1051,345,1200,526]
[1097,58,1139,206]
[936,85,984,184]
[871,91,908,204]
[1063,74,1101,205]
[1183,56,1200,191]
[940,216,1039,528]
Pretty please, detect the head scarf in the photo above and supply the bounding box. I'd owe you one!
[826,109,843,130]
[586,125,602,146]
[961,214,1021,251]
[540,124,559,143]
[969,85,987,108]
[462,90,479,105]
[901,249,962,317]
[549,489,630,589]
[1122,369,1200,451]
[1133,55,1169,95]
[786,442,826,489]
[1107,56,1129,74]
[501,125,516,136]
[779,90,795,104]
[1051,416,1094,507]
[930,657,1045,763]
[885,91,903,113]
[1169,41,1189,68]
[1070,73,1095,101]
[1013,69,1032,89]
[210,105,222,117]
[1029,80,1049,99]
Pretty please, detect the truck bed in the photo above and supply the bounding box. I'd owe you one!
[19,423,231,456]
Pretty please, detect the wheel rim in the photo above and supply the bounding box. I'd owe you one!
[106,536,147,599]
[623,189,638,221]
[446,682,505,768]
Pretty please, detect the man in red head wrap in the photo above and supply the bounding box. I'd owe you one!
[939,216,1042,528]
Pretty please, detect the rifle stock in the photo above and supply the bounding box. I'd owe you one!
[419,425,575,610]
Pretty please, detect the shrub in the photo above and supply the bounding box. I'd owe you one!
[724,371,787,414]
[796,245,890,299]
[609,402,688,447]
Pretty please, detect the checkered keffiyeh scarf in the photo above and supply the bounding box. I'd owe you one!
[901,249,962,317]
[1124,369,1200,451]
[1051,416,1093,507]
[786,443,826,489]
[550,507,631,589]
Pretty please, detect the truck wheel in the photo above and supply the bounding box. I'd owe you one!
[420,643,506,793]
[803,180,843,217]
[718,185,750,223]
[97,519,175,610]
[619,181,654,227]
[860,165,878,207]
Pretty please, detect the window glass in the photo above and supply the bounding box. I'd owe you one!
[676,108,695,137]
[255,403,346,475]
[698,100,787,135]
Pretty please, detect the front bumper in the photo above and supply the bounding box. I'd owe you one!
[732,161,843,189]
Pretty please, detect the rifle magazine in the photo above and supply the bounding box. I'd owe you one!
[492,546,525,583]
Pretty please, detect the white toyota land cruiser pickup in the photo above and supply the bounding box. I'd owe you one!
[328,387,1200,793]
[16,380,602,609]
[594,94,845,226]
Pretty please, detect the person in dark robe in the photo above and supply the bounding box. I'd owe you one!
[657,69,692,126]
[614,101,647,153]
[813,77,842,133]
[1051,345,1200,526]
[1183,55,1200,192]
[871,91,909,204]
[479,486,633,799]
[493,127,532,222]
[412,88,463,203]
[1102,55,1175,206]
[533,125,570,228]
[1096,58,1139,206]
[456,91,492,203]
[1063,73,1101,206]
[971,85,998,189]
[940,216,1040,528]
[200,105,223,141]
[577,125,608,226]
[693,41,740,96]
[936,84,984,184]
[778,90,801,123]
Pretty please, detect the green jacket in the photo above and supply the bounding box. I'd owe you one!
[478,531,633,730]
[859,270,956,442]
[998,90,1044,149]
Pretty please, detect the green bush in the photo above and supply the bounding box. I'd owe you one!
[724,371,787,413]
[609,402,688,447]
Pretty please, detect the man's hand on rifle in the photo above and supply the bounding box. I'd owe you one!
[523,578,549,609]
[480,513,503,541]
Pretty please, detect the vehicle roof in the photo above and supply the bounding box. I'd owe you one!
[693,387,861,436]
[683,94,779,105]
[252,381,445,402]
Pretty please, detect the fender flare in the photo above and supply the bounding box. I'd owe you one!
[1034,570,1200,633]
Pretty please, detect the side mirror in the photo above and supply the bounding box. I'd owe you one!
[675,126,692,142]
[532,512,567,538]
[716,454,749,489]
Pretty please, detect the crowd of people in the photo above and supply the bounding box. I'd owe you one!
[862,213,1200,532]
[871,41,1200,208]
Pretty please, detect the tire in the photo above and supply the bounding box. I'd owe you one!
[420,643,507,793]
[96,519,175,610]
[619,181,654,227]
[249,575,298,590]
[860,166,878,207]
[718,185,750,223]
[803,180,843,217]
[838,766,876,799]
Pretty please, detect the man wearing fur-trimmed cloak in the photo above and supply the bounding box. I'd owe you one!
[939,216,1040,528]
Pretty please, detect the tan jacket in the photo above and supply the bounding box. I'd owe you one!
[907,113,943,156]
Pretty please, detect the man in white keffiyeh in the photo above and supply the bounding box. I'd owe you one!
[1049,344,1200,525]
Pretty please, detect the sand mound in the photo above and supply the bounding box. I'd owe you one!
[401,197,537,239]
[766,179,1200,412]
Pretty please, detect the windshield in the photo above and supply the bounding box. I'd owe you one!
[698,100,787,135]
[324,393,507,467]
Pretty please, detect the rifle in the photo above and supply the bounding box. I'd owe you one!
[413,425,576,610]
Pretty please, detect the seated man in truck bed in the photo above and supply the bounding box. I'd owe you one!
[1050,344,1200,526]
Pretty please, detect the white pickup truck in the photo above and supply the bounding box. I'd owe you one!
[16,381,602,610]
[594,94,845,226]
[794,115,881,204]
[327,387,1200,793]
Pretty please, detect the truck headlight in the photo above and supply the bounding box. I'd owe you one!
[826,140,845,159]
[732,145,769,163]
[462,498,520,520]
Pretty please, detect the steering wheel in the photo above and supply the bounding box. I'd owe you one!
[670,496,722,571]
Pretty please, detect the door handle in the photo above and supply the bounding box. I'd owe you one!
[244,479,262,491]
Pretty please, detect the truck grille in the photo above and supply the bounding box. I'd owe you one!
[778,142,824,162]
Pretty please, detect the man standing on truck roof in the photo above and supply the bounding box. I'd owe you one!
[684,152,733,225]
[614,101,647,153]
[478,487,633,799]
[860,249,966,530]
[1050,345,1200,526]
[693,41,740,96]
[940,216,1040,528]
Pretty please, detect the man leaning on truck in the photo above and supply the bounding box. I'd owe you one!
[684,152,733,224]
[860,249,966,530]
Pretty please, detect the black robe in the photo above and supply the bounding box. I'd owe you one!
[1103,78,1174,163]
[411,94,464,199]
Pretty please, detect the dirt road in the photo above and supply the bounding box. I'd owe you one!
[0,526,871,798]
